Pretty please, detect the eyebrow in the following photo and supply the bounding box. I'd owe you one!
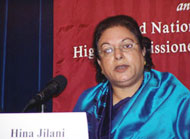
[121,37,134,42]
[99,37,135,48]
[99,42,111,48]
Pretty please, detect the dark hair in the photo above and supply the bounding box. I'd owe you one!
[93,15,154,83]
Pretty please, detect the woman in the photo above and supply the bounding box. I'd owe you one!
[73,15,190,139]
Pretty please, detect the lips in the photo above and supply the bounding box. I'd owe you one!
[114,64,129,72]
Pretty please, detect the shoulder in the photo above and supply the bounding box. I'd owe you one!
[143,69,190,107]
[73,81,109,112]
[148,69,190,93]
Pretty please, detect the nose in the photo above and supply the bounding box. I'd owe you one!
[114,47,123,60]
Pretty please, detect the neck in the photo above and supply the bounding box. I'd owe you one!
[112,76,143,105]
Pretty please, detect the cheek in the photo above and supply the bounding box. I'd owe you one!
[102,61,112,70]
[100,59,114,73]
[127,52,144,66]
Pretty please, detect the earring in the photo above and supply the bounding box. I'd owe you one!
[144,61,146,65]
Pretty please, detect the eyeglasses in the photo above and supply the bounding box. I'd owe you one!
[98,39,139,57]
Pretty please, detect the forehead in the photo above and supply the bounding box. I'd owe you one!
[98,26,137,45]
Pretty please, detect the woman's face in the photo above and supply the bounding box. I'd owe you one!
[97,26,145,88]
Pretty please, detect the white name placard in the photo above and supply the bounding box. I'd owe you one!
[0,112,89,139]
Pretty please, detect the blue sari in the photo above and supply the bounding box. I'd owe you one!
[73,69,190,139]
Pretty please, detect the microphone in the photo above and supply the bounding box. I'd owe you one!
[23,75,67,112]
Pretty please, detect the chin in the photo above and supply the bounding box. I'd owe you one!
[119,75,132,81]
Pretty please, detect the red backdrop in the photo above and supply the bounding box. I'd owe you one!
[53,0,190,112]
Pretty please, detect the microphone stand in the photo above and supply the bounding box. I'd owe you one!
[40,104,45,113]
[23,100,46,113]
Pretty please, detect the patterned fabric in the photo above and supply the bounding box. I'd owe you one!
[73,69,190,139]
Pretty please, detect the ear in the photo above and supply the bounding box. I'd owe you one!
[97,59,104,74]
[142,47,146,57]
[97,59,102,68]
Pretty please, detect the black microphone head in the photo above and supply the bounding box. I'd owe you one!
[43,75,67,99]
[52,75,67,95]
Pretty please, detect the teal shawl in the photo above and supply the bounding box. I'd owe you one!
[74,69,190,139]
